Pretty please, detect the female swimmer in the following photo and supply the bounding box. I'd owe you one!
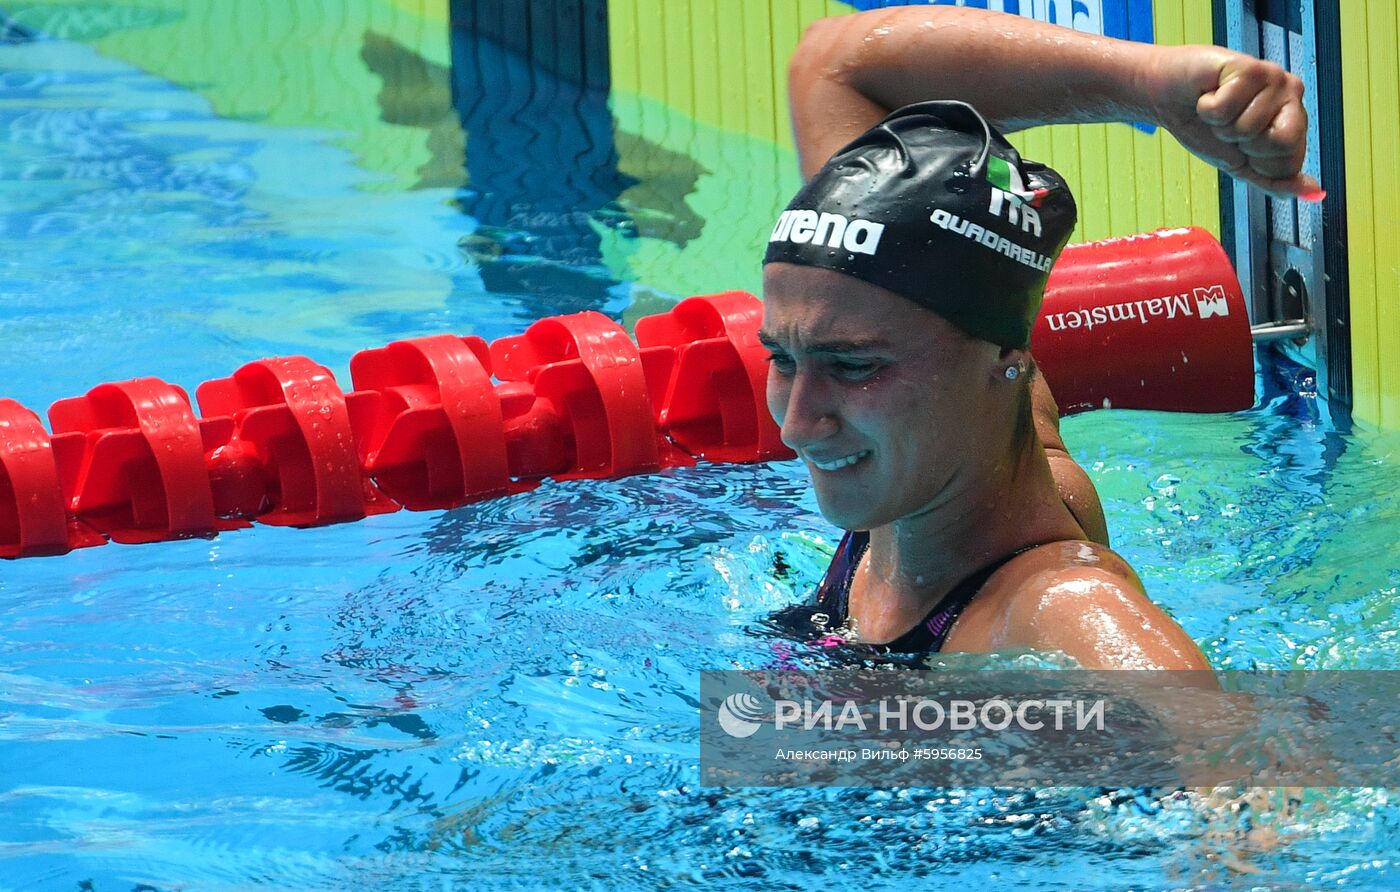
[765,7,1315,669]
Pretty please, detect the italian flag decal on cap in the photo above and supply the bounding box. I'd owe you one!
[986,155,1048,207]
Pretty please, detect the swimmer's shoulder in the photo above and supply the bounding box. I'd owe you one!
[943,540,1212,670]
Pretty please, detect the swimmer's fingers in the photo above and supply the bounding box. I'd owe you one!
[1251,171,1321,201]
[1192,59,1321,197]
[1195,58,1302,134]
[1149,47,1321,200]
[1208,101,1307,170]
[1198,63,1311,183]
[1213,149,1319,201]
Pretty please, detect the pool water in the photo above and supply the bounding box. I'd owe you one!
[3,7,1400,890]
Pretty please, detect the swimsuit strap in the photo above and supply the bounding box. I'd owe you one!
[813,529,869,625]
[886,548,1029,653]
[812,530,1036,653]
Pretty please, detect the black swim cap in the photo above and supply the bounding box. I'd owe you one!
[763,101,1077,349]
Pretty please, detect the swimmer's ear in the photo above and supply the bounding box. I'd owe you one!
[995,347,1030,383]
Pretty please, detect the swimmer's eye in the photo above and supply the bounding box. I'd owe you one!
[830,360,881,382]
[765,351,796,376]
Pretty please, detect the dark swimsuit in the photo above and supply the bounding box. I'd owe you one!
[806,530,1034,653]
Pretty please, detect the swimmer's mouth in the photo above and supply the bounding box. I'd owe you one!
[806,450,870,472]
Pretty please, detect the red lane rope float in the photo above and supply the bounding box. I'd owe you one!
[0,226,1253,558]
[636,291,789,464]
[349,334,513,511]
[50,378,217,543]
[0,400,79,557]
[490,311,664,478]
[196,356,396,527]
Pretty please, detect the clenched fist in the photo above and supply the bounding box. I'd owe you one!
[1142,46,1321,199]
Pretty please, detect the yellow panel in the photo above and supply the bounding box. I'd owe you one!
[1340,0,1382,424]
[1338,0,1400,430]
[741,0,778,142]
[1157,1,1192,225]
[599,1,903,147]
[1075,123,1112,242]
[1384,0,1400,429]
[1365,1,1400,426]
[660,2,693,115]
[770,0,802,147]
[608,0,640,95]
[1184,0,1218,236]
[690,2,723,128]
[1018,128,1051,168]
[633,1,667,139]
[609,0,646,139]
[1104,121,1138,238]
[1049,126,1085,241]
[713,3,748,134]
[1130,126,1165,235]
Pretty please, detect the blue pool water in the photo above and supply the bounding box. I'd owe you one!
[3,11,1400,891]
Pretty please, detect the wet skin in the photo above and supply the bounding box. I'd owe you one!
[761,264,1211,670]
[759,264,1004,534]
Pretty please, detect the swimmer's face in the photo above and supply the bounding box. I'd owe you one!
[760,264,1017,530]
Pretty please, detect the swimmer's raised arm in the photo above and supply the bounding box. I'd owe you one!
[789,7,1317,199]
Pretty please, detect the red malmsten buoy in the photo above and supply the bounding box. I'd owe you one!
[1034,227,1253,414]
[0,227,1256,557]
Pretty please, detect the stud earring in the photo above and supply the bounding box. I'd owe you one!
[1004,364,1023,381]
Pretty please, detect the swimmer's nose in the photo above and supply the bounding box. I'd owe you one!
[777,371,839,451]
